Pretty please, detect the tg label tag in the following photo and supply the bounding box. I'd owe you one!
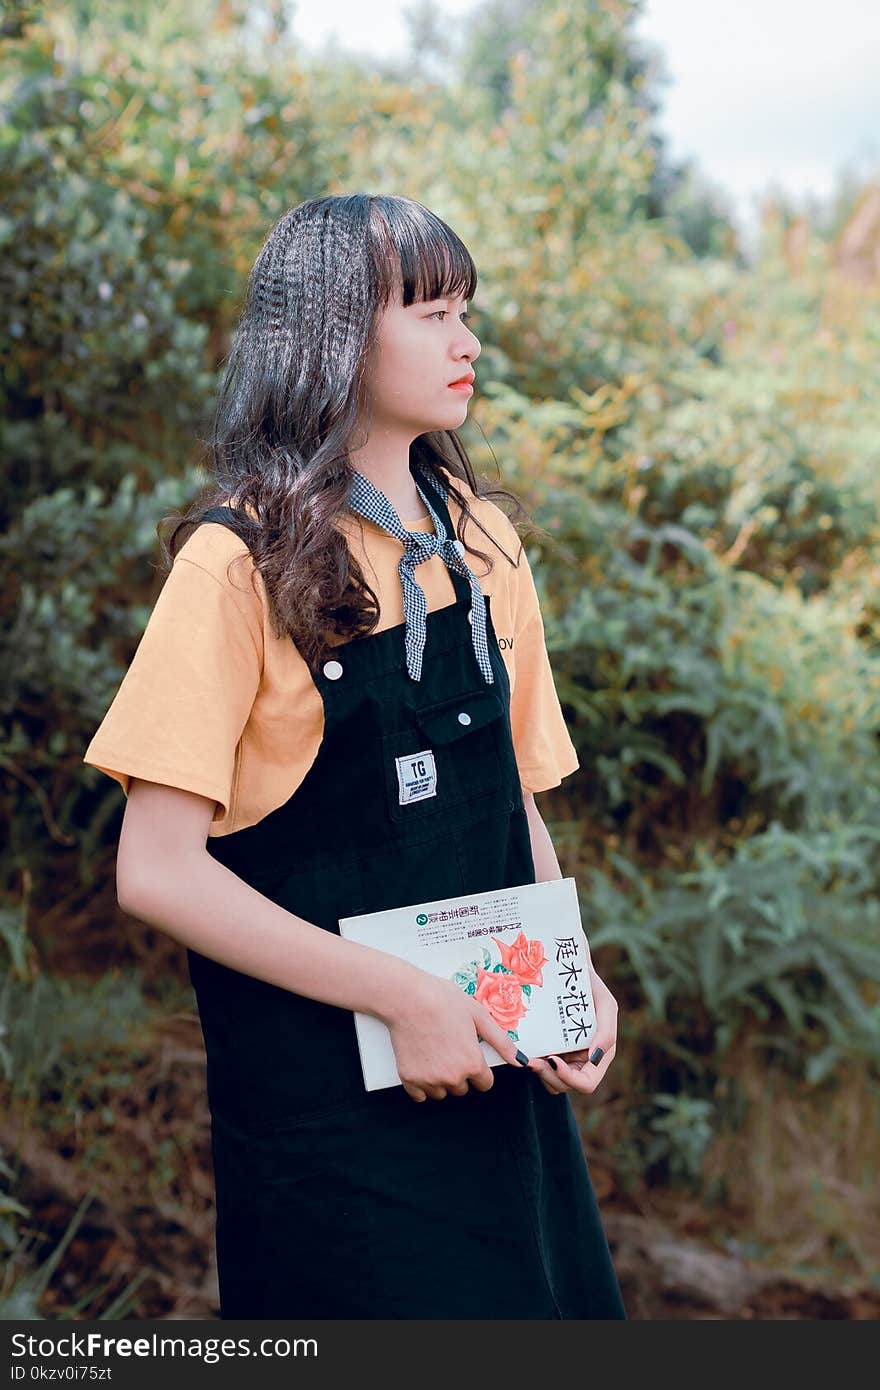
[395,748,438,805]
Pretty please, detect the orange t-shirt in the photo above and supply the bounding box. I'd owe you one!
[82,469,579,836]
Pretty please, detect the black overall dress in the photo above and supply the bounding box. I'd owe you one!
[187,486,626,1320]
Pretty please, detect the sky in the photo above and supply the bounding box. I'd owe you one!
[285,0,880,253]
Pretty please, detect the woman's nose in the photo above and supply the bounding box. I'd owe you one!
[461,326,480,360]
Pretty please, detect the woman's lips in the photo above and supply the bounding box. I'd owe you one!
[448,381,474,393]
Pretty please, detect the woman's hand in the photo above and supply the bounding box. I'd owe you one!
[385,972,530,1104]
[528,958,617,1097]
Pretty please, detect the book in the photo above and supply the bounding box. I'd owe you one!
[338,876,597,1092]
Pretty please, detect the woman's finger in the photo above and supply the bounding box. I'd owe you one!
[548,1041,617,1095]
[527,1056,570,1095]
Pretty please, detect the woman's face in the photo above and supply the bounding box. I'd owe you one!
[362,287,481,439]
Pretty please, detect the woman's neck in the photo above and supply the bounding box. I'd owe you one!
[347,442,429,523]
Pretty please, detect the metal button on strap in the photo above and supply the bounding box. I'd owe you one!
[467,608,473,624]
[323,660,344,680]
[457,711,472,725]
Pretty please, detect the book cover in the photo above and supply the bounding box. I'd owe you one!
[338,876,596,1091]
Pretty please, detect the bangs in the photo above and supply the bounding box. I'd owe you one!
[370,196,478,308]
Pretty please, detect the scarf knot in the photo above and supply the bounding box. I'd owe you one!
[347,468,494,684]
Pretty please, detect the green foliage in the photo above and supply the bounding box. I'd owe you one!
[643,1094,717,1184]
[0,1188,148,1319]
[512,484,879,840]
[588,824,880,1052]
[0,970,156,1109]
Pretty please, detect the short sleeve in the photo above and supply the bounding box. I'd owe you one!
[82,546,263,821]
[507,546,580,794]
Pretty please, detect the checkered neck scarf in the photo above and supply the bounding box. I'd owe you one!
[347,465,494,685]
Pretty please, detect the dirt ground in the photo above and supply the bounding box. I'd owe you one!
[10,1154,879,1321]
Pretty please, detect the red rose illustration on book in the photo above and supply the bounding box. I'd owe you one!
[493,930,548,986]
[451,932,549,1041]
[474,969,529,1031]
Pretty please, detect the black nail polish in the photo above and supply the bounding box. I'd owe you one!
[515,1049,530,1066]
[589,1046,605,1065]
[547,1057,558,1072]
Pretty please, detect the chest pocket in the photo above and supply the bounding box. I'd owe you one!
[382,685,507,826]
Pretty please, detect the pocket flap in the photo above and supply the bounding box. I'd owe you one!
[415,686,505,745]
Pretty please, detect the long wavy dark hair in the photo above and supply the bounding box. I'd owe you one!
[162,193,546,673]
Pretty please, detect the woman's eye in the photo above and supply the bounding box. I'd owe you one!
[429,310,471,322]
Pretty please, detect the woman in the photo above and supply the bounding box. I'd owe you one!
[83,193,626,1319]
